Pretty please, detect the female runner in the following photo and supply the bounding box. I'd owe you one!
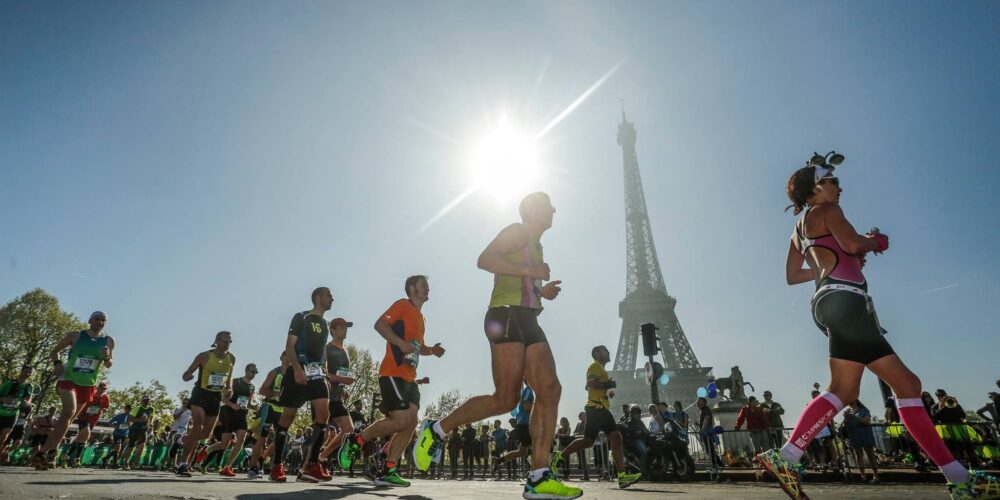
[756,152,999,500]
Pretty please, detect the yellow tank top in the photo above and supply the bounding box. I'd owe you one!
[198,351,233,392]
[489,226,544,309]
[586,361,610,409]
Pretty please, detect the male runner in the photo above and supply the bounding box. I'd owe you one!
[317,318,356,466]
[105,404,131,467]
[29,406,57,458]
[121,396,153,470]
[1,403,34,464]
[413,192,578,499]
[269,287,334,483]
[67,382,110,466]
[339,275,445,487]
[0,365,35,461]
[553,345,641,488]
[215,363,258,477]
[167,398,191,468]
[176,331,235,477]
[34,311,115,469]
[497,384,534,467]
[247,353,285,479]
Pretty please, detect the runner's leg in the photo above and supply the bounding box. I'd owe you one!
[522,342,560,470]
[41,388,77,455]
[439,342,525,433]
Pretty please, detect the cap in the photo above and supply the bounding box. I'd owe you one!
[331,318,353,328]
[90,311,108,321]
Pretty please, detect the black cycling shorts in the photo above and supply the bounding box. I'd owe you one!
[277,366,329,409]
[219,406,248,433]
[513,424,532,447]
[329,400,349,419]
[379,376,420,413]
[190,386,223,417]
[583,407,618,440]
[484,306,547,346]
[812,288,895,365]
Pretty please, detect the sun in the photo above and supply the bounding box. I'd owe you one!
[469,117,541,203]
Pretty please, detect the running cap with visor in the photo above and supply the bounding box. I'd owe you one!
[330,318,353,328]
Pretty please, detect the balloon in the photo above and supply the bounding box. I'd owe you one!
[658,373,671,386]
[708,389,718,399]
[697,387,708,398]
[707,382,717,391]
[713,425,724,435]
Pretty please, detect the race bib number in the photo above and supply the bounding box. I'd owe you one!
[404,341,420,368]
[336,368,354,379]
[353,420,363,430]
[74,356,98,373]
[304,362,325,381]
[2,401,17,409]
[236,396,249,409]
[118,423,130,430]
[207,372,227,390]
[15,418,25,426]
[86,405,101,416]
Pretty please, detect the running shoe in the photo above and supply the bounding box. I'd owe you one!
[175,464,192,477]
[374,466,411,487]
[948,470,1000,500]
[414,419,444,471]
[269,463,287,482]
[338,433,361,470]
[523,470,583,500]
[300,461,329,482]
[318,463,333,481]
[618,471,641,488]
[219,466,236,477]
[549,450,565,476]
[756,449,808,500]
[247,467,261,480]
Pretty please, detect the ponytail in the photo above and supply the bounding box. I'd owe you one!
[785,166,816,215]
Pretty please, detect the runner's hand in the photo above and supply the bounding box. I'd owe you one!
[526,263,551,281]
[540,280,562,300]
[431,343,445,357]
[293,367,307,385]
[866,232,889,255]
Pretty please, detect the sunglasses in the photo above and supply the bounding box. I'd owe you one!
[819,177,839,187]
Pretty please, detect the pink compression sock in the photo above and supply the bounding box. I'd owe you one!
[896,398,968,484]
[779,391,844,462]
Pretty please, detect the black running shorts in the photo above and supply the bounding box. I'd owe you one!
[812,289,895,365]
[329,400,349,419]
[484,306,547,346]
[30,433,48,447]
[219,406,248,433]
[190,386,223,417]
[378,376,420,413]
[277,366,329,409]
[127,429,147,446]
[513,424,532,447]
[583,407,618,440]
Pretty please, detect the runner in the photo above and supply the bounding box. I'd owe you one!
[175,331,235,477]
[268,287,335,483]
[496,384,534,467]
[317,318,356,467]
[247,352,285,479]
[67,382,110,467]
[756,153,1000,500]
[338,275,445,487]
[215,363,258,477]
[413,192,580,499]
[0,365,35,462]
[105,404,131,468]
[28,406,56,458]
[2,403,34,464]
[552,345,641,488]
[34,311,115,469]
[167,398,192,469]
[121,396,153,470]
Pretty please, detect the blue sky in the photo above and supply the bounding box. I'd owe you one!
[2,1,998,421]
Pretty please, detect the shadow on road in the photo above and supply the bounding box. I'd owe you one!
[28,478,223,485]
[235,486,432,499]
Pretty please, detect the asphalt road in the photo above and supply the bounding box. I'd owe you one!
[0,467,952,499]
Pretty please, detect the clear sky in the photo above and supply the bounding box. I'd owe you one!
[2,1,998,421]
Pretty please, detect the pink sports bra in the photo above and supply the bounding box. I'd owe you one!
[794,207,866,287]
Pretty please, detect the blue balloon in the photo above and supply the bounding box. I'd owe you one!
[707,382,717,391]
[658,373,671,386]
[697,387,708,398]
[708,389,718,399]
[713,425,725,435]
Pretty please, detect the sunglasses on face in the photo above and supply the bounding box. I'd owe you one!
[819,177,839,187]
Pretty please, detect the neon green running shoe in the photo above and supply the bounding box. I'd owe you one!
[549,450,565,476]
[337,434,361,471]
[373,466,410,487]
[414,419,443,472]
[948,470,1000,500]
[756,449,808,499]
[618,471,641,488]
[523,470,583,500]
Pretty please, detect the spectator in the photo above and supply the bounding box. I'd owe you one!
[844,400,879,484]
[572,412,588,480]
[624,405,649,475]
[734,396,769,453]
[760,390,786,448]
[349,400,367,433]
[490,419,509,475]
[920,391,936,418]
[805,390,840,473]
[461,423,476,479]
[977,393,999,430]
[696,398,722,468]
[648,404,665,435]
[476,424,490,474]
[447,428,461,479]
[671,401,689,430]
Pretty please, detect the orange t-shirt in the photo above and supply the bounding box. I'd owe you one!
[378,299,425,382]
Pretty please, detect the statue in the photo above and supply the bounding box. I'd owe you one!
[714,366,755,402]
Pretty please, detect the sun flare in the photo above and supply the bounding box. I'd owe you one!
[469,118,541,203]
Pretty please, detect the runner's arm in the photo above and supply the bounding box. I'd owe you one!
[786,239,813,285]
[477,224,548,279]
[823,205,880,255]
[102,336,115,368]
[259,370,277,399]
[49,332,78,364]
[373,317,415,353]
[284,334,304,375]
[182,353,206,382]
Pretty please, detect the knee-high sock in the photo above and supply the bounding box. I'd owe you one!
[780,391,844,462]
[272,426,288,466]
[307,423,326,462]
[896,398,968,483]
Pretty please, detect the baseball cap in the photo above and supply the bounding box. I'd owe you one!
[331,318,353,328]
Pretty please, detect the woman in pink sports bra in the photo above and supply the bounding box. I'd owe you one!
[754,152,998,500]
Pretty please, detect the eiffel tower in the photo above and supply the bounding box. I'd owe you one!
[609,106,712,414]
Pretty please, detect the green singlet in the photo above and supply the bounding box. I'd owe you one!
[488,224,544,310]
[64,330,109,387]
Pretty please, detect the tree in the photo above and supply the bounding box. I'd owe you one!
[0,289,87,410]
[422,388,468,421]
[105,379,173,432]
